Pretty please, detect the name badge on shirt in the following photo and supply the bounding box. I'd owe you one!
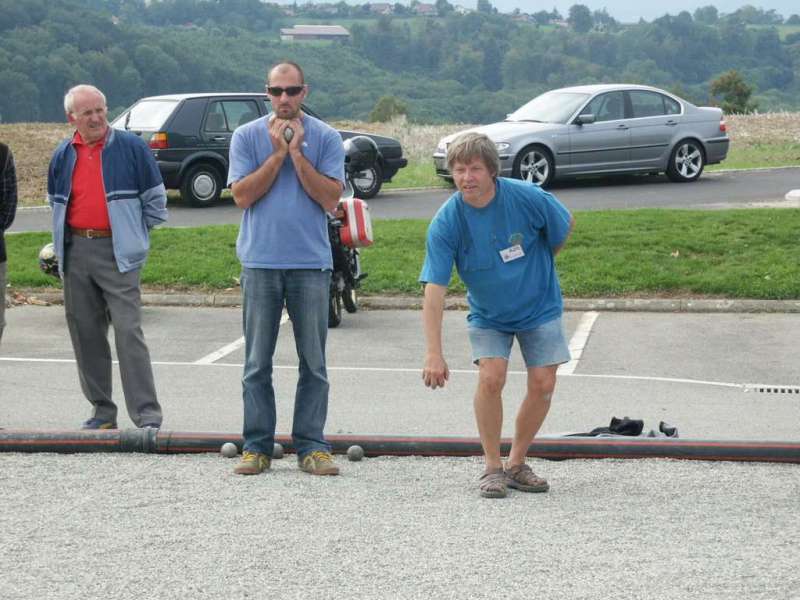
[500,244,525,263]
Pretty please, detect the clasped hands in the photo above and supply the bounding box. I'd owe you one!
[268,115,304,155]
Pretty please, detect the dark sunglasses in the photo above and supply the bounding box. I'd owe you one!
[266,86,304,97]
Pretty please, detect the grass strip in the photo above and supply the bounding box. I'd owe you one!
[6,209,800,299]
[707,142,800,171]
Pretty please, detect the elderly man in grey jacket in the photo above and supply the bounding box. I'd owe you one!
[48,84,168,430]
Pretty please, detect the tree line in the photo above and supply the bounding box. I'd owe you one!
[1,0,799,124]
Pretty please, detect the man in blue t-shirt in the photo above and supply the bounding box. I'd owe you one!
[228,61,345,477]
[420,132,574,499]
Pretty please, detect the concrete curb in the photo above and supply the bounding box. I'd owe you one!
[562,297,800,313]
[10,289,800,313]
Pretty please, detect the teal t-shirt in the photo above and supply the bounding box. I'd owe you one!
[420,177,572,331]
[228,113,345,269]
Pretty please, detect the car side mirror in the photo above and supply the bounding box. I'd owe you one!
[575,114,596,125]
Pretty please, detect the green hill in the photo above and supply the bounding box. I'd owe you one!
[1,0,799,124]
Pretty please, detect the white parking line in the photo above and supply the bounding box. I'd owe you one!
[558,311,600,376]
[0,356,756,390]
[193,311,289,364]
[194,337,246,365]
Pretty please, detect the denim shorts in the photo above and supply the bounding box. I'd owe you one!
[468,317,571,368]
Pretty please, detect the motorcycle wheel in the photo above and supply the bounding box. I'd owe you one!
[343,283,358,313]
[328,288,342,328]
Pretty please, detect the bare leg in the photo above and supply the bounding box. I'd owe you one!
[507,365,558,467]
[473,358,508,470]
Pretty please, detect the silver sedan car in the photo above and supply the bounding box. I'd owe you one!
[433,84,730,186]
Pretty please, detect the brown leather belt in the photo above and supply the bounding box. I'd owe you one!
[70,227,112,239]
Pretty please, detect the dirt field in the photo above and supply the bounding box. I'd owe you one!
[2,123,72,206]
[2,113,798,206]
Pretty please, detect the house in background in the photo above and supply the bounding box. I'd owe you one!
[280,24,351,41]
[415,3,438,17]
[370,3,394,15]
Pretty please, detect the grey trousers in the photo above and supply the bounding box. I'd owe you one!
[0,260,6,343]
[63,235,162,426]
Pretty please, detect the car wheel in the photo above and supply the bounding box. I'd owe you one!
[666,140,705,182]
[181,163,223,207]
[328,288,342,328]
[351,162,383,199]
[342,283,358,314]
[512,145,554,187]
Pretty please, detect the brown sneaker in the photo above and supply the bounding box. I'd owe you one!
[505,463,549,493]
[298,450,340,476]
[479,467,508,499]
[234,451,271,475]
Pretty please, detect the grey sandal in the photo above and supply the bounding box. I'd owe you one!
[505,463,549,493]
[479,468,508,498]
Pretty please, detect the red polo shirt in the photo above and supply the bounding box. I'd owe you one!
[67,130,110,230]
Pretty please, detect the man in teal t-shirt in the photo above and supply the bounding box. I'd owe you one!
[420,132,574,499]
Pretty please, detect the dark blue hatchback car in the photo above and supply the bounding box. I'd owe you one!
[111,92,407,206]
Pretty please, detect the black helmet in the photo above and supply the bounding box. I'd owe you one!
[343,136,378,172]
[38,242,60,278]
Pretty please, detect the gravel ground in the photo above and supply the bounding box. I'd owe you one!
[2,453,798,600]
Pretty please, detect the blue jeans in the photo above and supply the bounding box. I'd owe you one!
[241,268,332,457]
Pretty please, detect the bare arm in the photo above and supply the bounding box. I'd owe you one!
[230,118,288,210]
[286,117,342,213]
[422,283,450,389]
[553,214,575,256]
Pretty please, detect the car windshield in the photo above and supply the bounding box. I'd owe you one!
[112,100,179,130]
[507,92,591,124]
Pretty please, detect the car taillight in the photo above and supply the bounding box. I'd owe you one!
[719,119,727,133]
[149,132,168,149]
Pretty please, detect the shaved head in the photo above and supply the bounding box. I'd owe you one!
[268,61,305,85]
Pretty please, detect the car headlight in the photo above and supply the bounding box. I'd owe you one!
[495,143,510,152]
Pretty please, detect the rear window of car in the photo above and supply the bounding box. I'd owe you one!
[168,98,206,136]
[117,100,180,130]
[206,100,260,132]
[629,91,682,118]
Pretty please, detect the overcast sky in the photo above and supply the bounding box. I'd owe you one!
[487,0,798,22]
[284,1,799,23]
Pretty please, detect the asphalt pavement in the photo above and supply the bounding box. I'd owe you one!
[3,305,799,437]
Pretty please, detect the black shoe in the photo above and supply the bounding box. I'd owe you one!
[659,421,678,438]
[140,423,161,429]
[81,418,118,430]
[609,416,644,436]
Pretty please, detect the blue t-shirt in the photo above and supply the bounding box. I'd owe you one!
[228,113,345,269]
[419,177,572,331]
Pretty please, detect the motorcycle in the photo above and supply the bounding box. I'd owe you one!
[327,136,378,328]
